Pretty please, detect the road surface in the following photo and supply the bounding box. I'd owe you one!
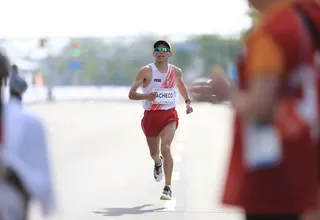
[26,101,243,220]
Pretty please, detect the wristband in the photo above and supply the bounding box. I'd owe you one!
[185,99,191,104]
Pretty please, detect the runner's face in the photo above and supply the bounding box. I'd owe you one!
[153,44,172,62]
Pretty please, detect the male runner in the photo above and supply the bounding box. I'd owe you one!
[129,40,193,200]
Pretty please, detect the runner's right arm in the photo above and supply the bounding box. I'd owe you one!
[128,67,155,100]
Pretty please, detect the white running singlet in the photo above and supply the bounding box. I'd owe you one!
[142,63,178,111]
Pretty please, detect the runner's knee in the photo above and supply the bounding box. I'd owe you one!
[161,144,171,154]
[150,153,160,159]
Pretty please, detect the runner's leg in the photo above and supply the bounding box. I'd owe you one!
[159,121,176,199]
[160,121,176,186]
[147,136,163,182]
[146,136,161,165]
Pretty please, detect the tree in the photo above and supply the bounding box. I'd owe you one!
[185,35,239,76]
[247,9,260,26]
[240,9,260,41]
[42,35,242,85]
[47,38,110,85]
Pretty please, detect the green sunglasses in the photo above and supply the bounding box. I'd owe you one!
[154,47,171,53]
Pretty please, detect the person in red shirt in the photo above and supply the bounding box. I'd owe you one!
[224,0,320,219]
[193,0,320,219]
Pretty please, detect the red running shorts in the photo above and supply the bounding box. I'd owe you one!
[141,108,179,137]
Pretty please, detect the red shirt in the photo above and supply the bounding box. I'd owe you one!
[222,0,320,214]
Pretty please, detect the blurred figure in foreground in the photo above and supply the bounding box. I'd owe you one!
[223,0,320,219]
[193,0,320,219]
[0,58,56,218]
[188,70,230,103]
[0,51,10,170]
[3,64,19,87]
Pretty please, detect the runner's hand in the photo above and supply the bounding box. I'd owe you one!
[186,104,193,114]
[146,92,157,101]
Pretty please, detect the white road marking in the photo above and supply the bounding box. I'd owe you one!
[164,197,177,211]
[176,143,184,151]
[163,138,184,212]
[172,172,180,181]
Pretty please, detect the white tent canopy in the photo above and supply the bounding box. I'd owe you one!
[0,43,39,72]
[13,58,38,72]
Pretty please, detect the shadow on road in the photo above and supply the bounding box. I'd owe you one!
[93,204,165,216]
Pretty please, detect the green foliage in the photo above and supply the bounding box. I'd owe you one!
[45,35,242,85]
[240,9,260,41]
[247,9,260,26]
[187,35,239,75]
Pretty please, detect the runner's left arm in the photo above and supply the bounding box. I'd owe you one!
[175,68,191,104]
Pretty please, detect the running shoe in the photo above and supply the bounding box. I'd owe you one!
[154,156,163,182]
[160,185,172,200]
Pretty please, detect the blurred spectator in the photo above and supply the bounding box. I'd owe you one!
[9,74,28,102]
[3,64,19,87]
[0,58,56,219]
[11,64,18,76]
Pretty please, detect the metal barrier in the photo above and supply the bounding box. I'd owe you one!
[4,86,141,104]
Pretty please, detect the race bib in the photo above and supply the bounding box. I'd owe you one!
[152,88,174,104]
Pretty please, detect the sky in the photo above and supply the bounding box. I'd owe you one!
[0,0,251,38]
[0,0,251,65]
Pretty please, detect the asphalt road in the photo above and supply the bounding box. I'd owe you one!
[26,101,243,220]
